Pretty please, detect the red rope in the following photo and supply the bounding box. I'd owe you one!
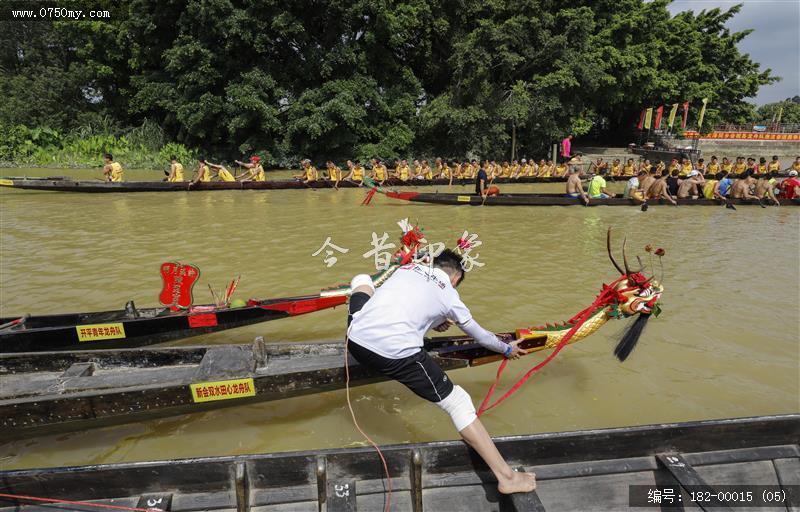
[344,338,392,512]
[0,493,155,511]
[477,276,627,416]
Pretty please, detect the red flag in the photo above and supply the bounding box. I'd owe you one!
[681,101,689,129]
[654,106,664,129]
[637,109,646,130]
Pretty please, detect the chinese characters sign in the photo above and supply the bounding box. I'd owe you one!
[76,323,126,342]
[190,378,256,403]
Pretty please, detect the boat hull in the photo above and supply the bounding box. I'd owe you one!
[0,415,796,512]
[0,340,470,440]
[0,175,632,192]
[0,295,346,353]
[393,192,799,206]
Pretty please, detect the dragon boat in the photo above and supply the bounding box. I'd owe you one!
[0,415,796,512]
[360,179,799,207]
[0,230,665,439]
[0,174,639,193]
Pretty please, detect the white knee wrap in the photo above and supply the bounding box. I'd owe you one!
[350,274,375,293]
[436,385,477,432]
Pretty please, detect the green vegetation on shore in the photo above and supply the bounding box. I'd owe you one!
[0,120,195,169]
[1,1,780,166]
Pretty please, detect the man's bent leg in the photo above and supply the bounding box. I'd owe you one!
[437,386,536,494]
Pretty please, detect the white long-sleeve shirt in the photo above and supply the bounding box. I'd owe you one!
[347,263,510,359]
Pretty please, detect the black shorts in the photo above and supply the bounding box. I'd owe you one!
[347,292,454,403]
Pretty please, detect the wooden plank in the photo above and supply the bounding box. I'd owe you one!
[327,479,357,512]
[505,467,545,512]
[684,446,800,467]
[61,362,96,378]
[411,449,423,512]
[657,454,731,512]
[234,462,249,512]
[772,458,800,510]
[506,490,546,512]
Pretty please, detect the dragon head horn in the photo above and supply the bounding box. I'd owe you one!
[607,228,624,275]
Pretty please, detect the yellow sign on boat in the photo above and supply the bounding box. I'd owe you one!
[190,377,256,403]
[0,179,14,186]
[76,323,126,342]
[457,195,472,202]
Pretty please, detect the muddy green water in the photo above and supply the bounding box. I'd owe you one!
[1,168,798,470]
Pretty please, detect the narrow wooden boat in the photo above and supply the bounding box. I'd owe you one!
[0,175,636,192]
[0,415,796,512]
[0,241,667,440]
[0,295,347,354]
[373,190,799,206]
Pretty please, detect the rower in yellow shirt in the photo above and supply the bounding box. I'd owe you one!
[167,156,184,182]
[206,162,236,181]
[679,157,693,177]
[102,153,124,182]
[293,159,318,182]
[767,155,781,174]
[667,158,679,175]
[791,157,800,173]
[721,157,733,173]
[192,159,212,183]
[461,160,472,179]
[344,160,365,183]
[622,158,636,177]
[654,160,666,176]
[412,159,422,180]
[733,156,747,174]
[371,158,388,184]
[610,159,621,176]
[421,160,433,180]
[325,160,343,185]
[694,158,705,175]
[500,161,511,177]
[706,156,720,175]
[539,160,554,178]
[234,155,265,182]
[757,157,768,175]
[554,162,568,177]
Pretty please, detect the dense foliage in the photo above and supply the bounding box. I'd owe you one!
[756,97,800,125]
[0,0,777,165]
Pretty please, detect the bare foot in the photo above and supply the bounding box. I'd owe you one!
[498,470,537,494]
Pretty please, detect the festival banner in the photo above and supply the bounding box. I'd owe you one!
[681,101,690,129]
[667,103,679,129]
[644,108,653,130]
[637,109,646,130]
[698,98,709,128]
[654,106,664,129]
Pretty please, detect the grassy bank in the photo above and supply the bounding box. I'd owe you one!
[0,121,196,170]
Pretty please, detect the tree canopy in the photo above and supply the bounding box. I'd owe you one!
[0,0,778,164]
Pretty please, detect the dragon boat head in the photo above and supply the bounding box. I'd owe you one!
[605,228,665,360]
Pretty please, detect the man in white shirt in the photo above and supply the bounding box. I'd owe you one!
[347,249,536,494]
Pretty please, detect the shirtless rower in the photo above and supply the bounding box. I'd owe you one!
[677,170,705,199]
[638,170,656,196]
[755,173,780,206]
[346,252,536,496]
[566,167,589,204]
[729,170,760,201]
[645,173,678,205]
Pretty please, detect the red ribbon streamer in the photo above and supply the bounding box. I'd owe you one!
[477,276,627,416]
